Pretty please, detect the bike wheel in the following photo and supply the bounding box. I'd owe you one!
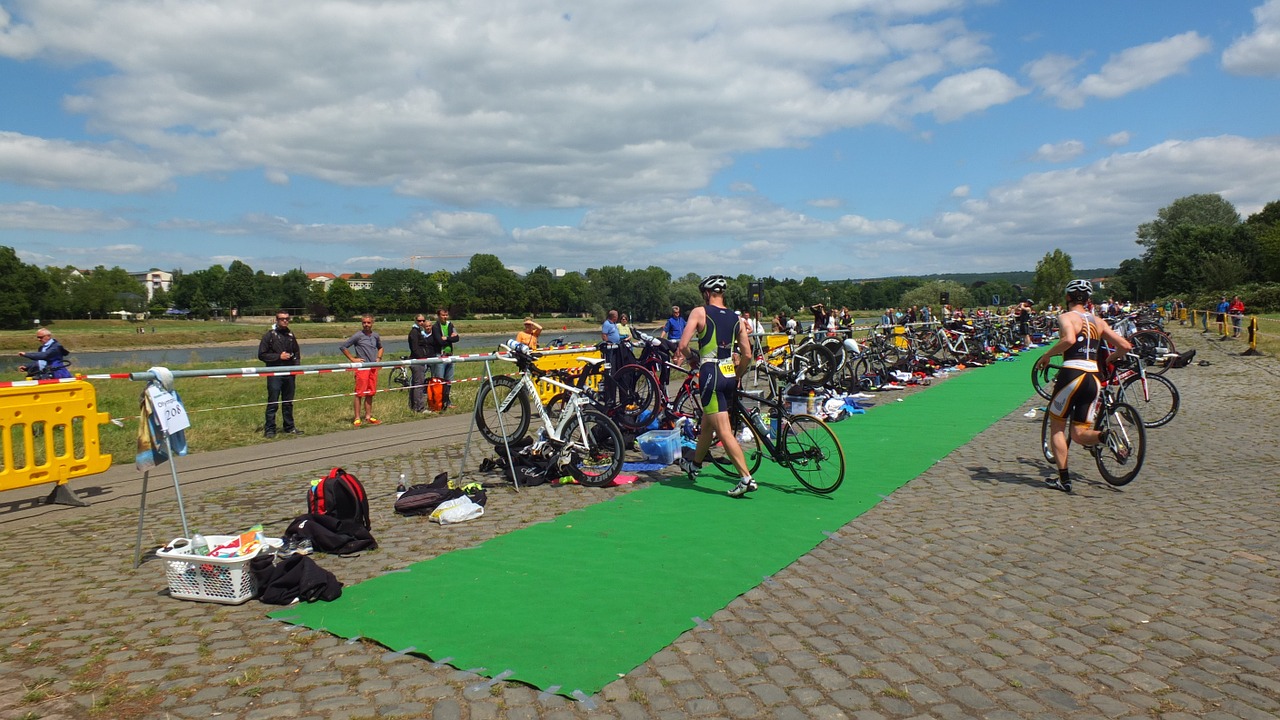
[473,375,531,445]
[1093,402,1146,486]
[789,341,836,386]
[1039,409,1067,464]
[1032,364,1055,401]
[671,379,703,425]
[1119,373,1180,428]
[917,330,942,357]
[563,408,624,487]
[780,414,845,493]
[388,365,410,388]
[742,365,779,405]
[1130,330,1175,376]
[708,410,765,476]
[612,364,661,432]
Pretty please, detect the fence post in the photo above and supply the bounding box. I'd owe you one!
[1243,316,1261,356]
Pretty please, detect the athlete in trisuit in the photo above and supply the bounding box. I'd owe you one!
[676,274,757,497]
[1034,279,1132,493]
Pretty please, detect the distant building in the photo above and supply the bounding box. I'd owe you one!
[339,273,374,291]
[307,272,337,291]
[128,269,173,301]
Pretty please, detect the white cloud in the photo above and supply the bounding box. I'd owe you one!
[0,201,133,232]
[1223,0,1280,76]
[0,1,1012,203]
[1032,140,1085,163]
[0,132,171,192]
[951,185,970,198]
[1029,32,1212,108]
[1103,131,1131,147]
[913,68,1027,122]
[808,197,842,208]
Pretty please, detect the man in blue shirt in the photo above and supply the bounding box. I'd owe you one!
[661,305,686,342]
[601,309,621,343]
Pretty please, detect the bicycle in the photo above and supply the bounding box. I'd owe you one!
[472,341,626,486]
[387,355,412,389]
[1035,362,1147,486]
[542,341,661,434]
[1033,352,1179,429]
[702,386,846,494]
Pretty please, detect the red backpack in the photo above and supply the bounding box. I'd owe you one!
[308,468,371,530]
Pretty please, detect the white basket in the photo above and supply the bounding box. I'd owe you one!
[156,535,261,605]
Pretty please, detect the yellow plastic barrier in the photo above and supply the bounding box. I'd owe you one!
[531,347,605,404]
[0,380,112,506]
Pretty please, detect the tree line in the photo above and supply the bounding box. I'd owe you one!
[6,192,1275,331]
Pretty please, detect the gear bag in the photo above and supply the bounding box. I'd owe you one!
[308,467,371,530]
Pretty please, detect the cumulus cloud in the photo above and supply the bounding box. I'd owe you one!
[808,197,842,208]
[951,185,970,198]
[1223,0,1280,75]
[0,1,1014,204]
[1029,31,1212,108]
[1032,140,1086,163]
[0,132,171,192]
[1103,131,1132,147]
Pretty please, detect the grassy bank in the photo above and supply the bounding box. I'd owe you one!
[0,316,604,352]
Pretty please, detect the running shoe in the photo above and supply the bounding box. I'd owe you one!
[677,455,701,481]
[1045,477,1072,493]
[728,477,758,497]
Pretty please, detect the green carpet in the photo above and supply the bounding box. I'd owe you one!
[270,355,1035,695]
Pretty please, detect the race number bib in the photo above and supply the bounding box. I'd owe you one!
[718,359,736,378]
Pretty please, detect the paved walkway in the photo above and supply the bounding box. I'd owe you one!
[1,327,1276,719]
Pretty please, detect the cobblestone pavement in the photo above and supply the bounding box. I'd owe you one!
[1,327,1276,719]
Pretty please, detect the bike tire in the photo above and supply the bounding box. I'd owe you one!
[780,414,845,494]
[1129,330,1175,376]
[707,410,765,477]
[1094,402,1146,486]
[473,375,531,445]
[789,341,837,386]
[917,330,942,357]
[388,365,410,388]
[1039,409,1062,464]
[612,364,661,432]
[563,408,624,487]
[1119,373,1179,428]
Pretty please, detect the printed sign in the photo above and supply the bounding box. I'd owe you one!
[146,385,191,435]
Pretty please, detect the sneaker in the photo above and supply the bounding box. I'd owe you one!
[286,428,305,435]
[677,456,701,481]
[264,429,276,439]
[1045,477,1072,493]
[365,417,381,425]
[728,478,758,497]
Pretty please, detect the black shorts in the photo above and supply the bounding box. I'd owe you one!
[698,361,737,414]
[1048,367,1099,426]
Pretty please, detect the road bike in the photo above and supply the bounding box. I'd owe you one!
[540,341,661,434]
[1033,352,1179,429]
[472,341,625,486]
[702,386,846,494]
[1035,362,1147,486]
[387,355,412,389]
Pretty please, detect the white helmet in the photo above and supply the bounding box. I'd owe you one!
[1065,279,1093,297]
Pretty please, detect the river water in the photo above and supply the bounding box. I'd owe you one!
[71,330,609,369]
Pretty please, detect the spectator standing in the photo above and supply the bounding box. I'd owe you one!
[617,313,633,342]
[661,305,686,342]
[516,317,543,349]
[1228,295,1246,337]
[257,312,302,438]
[428,308,460,409]
[1216,296,1230,335]
[341,315,384,426]
[18,328,72,379]
[407,313,432,413]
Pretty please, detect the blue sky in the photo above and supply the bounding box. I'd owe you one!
[2,0,1279,281]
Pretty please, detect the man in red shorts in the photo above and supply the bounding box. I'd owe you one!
[341,314,384,426]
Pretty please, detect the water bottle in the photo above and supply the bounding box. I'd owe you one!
[396,473,406,494]
[807,390,816,414]
[191,533,210,557]
[760,411,775,442]
[504,338,530,354]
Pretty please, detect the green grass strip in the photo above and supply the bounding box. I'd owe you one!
[271,354,1036,695]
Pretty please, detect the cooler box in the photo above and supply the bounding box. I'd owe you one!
[637,429,680,465]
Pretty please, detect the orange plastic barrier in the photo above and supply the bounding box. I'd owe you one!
[0,380,112,506]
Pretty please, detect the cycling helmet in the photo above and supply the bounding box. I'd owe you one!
[699,274,728,294]
[1065,279,1093,297]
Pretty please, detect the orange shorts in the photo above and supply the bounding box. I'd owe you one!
[354,368,378,397]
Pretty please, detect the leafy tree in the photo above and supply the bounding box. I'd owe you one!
[524,266,554,315]
[1032,249,1074,303]
[1256,223,1280,283]
[326,278,358,319]
[0,247,50,328]
[455,254,522,314]
[69,266,146,317]
[279,269,311,312]
[222,260,256,313]
[552,272,590,314]
[306,281,330,318]
[1245,199,1280,230]
[1136,193,1241,249]
[1110,258,1148,300]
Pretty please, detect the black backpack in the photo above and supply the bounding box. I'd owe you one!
[394,472,459,515]
[308,467,370,529]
